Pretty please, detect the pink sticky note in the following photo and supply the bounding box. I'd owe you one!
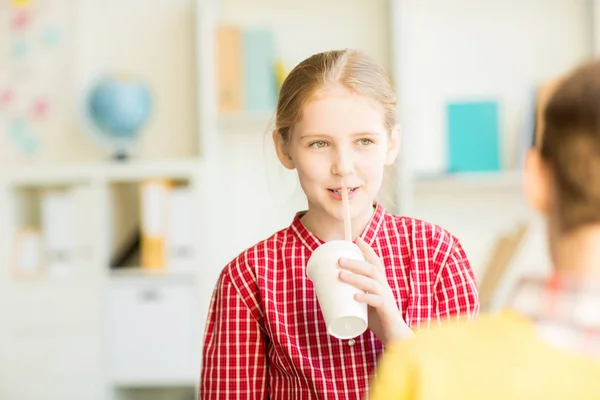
[11,10,30,31]
[31,98,49,118]
[0,89,14,106]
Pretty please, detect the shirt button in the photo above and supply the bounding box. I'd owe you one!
[348,339,356,347]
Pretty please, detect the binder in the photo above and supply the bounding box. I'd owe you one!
[243,27,277,113]
[140,179,171,270]
[216,25,243,113]
[12,227,43,279]
[166,186,194,271]
[41,188,75,278]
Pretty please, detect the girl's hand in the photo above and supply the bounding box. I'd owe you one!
[338,237,413,345]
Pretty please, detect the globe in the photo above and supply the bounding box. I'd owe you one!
[86,74,152,160]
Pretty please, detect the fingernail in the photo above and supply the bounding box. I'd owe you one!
[339,258,347,265]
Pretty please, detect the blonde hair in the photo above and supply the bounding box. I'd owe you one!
[275,49,397,142]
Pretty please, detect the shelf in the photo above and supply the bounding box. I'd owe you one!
[217,111,275,132]
[109,268,197,281]
[413,170,523,192]
[0,158,203,187]
[111,378,197,388]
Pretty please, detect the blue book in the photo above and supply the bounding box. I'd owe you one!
[447,101,500,173]
[243,28,277,113]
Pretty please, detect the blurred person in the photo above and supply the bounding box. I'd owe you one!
[369,59,600,400]
[199,49,479,399]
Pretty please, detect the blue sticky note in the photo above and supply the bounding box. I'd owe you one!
[9,118,39,155]
[447,101,500,173]
[9,119,27,139]
[41,27,62,47]
[243,28,277,113]
[11,38,29,58]
[22,134,40,154]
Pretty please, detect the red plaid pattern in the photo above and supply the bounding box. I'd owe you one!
[199,203,479,399]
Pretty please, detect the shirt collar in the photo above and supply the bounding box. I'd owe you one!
[290,202,386,252]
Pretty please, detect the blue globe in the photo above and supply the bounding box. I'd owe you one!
[86,75,152,160]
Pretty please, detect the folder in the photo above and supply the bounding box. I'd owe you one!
[166,186,194,271]
[216,25,243,113]
[140,179,171,270]
[12,227,43,279]
[41,188,75,278]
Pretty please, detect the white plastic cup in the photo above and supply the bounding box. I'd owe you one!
[306,240,368,339]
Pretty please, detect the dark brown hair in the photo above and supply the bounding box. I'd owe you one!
[540,59,600,232]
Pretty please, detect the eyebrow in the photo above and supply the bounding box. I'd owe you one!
[299,131,382,140]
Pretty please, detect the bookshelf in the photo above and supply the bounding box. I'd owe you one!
[0,159,205,399]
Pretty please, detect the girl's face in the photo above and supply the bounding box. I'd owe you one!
[275,84,399,224]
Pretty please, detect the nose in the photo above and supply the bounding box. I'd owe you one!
[331,146,354,177]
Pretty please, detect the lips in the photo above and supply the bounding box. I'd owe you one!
[328,187,358,195]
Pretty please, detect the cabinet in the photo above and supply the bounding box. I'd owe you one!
[108,278,197,385]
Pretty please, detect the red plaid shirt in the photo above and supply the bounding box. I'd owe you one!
[199,203,479,399]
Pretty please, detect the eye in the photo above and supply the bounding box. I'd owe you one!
[357,138,374,146]
[309,140,328,148]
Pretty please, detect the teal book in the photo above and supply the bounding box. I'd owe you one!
[243,28,277,113]
[447,101,500,173]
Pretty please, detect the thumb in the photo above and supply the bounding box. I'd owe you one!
[356,237,384,269]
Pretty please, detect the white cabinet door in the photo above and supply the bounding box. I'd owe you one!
[108,279,196,385]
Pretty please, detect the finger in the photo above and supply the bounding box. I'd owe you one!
[354,292,385,308]
[356,237,384,270]
[339,270,382,294]
[338,257,378,278]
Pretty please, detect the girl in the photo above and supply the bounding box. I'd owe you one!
[369,60,600,399]
[199,49,479,399]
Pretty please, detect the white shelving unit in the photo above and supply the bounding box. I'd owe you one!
[0,160,206,400]
[413,170,523,193]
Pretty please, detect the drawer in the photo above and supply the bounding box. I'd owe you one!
[107,280,197,384]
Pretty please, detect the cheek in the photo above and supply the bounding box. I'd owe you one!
[295,159,323,184]
[358,158,386,179]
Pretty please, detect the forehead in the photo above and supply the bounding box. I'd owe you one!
[294,85,386,137]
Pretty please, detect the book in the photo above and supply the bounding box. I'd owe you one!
[243,27,277,113]
[447,100,500,173]
[216,25,243,113]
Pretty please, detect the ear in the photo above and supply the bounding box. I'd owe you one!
[384,124,401,165]
[272,129,296,170]
[524,148,552,216]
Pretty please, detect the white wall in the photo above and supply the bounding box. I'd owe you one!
[0,0,77,166]
[396,0,594,308]
[0,0,198,166]
[218,0,391,72]
[75,0,197,162]
[399,0,593,175]
[594,0,600,53]
[209,0,393,271]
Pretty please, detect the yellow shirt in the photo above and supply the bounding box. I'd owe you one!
[370,311,600,400]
